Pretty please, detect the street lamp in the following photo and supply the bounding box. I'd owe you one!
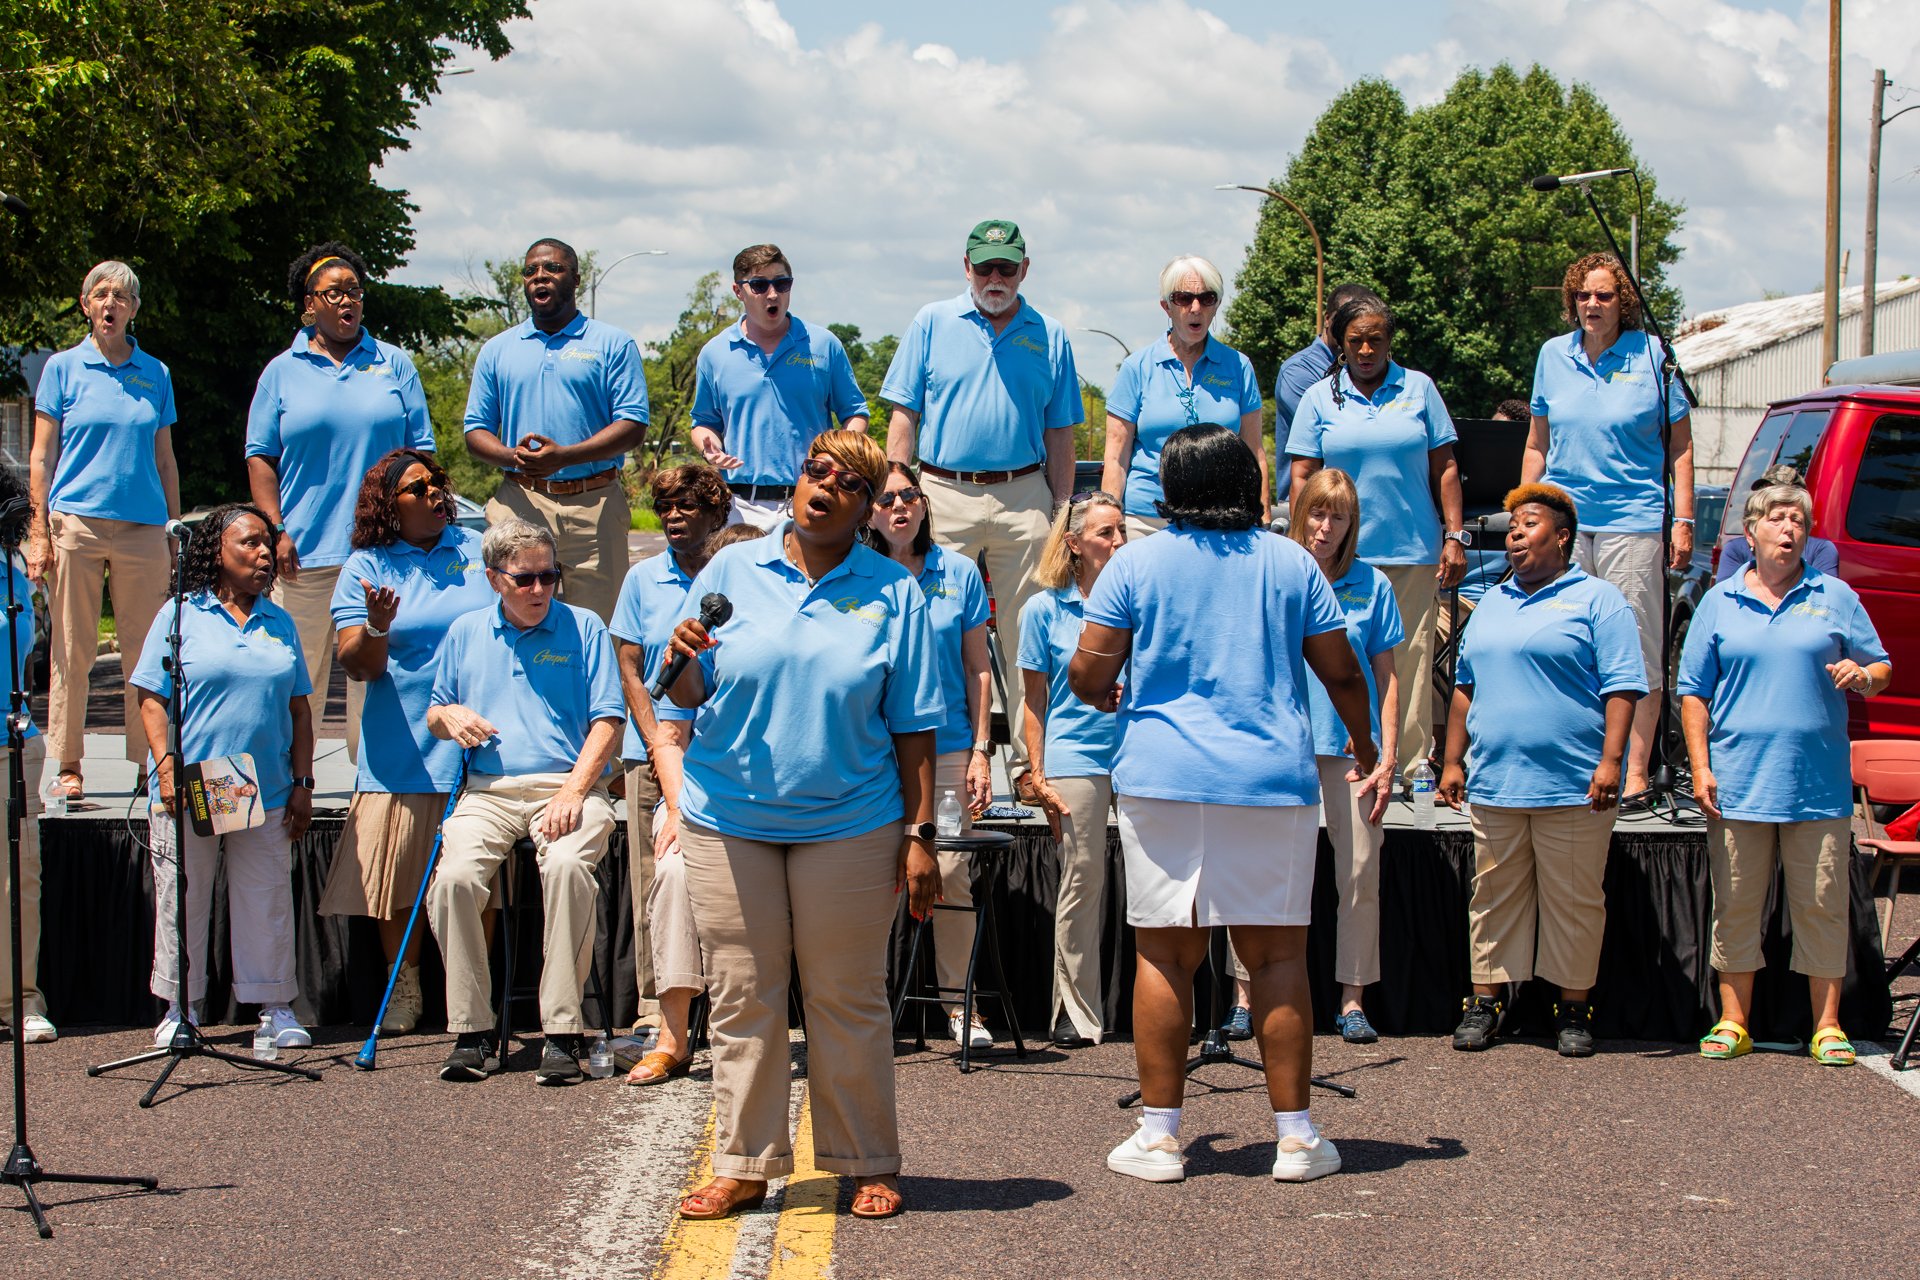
[1079,328,1131,359]
[1862,70,1919,355]
[1217,183,1325,335]
[588,249,668,319]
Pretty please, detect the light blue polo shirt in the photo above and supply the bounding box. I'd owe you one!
[429,599,626,777]
[463,311,651,482]
[245,328,435,567]
[2,561,38,740]
[880,293,1083,472]
[1017,583,1116,778]
[32,336,175,526]
[1306,563,1404,760]
[676,528,946,842]
[1109,336,1264,518]
[607,551,701,762]
[129,591,312,811]
[1530,329,1690,533]
[1455,567,1647,807]
[1716,534,1840,583]
[691,316,867,486]
[1084,528,1345,806]
[330,526,492,793]
[1286,361,1458,565]
[1676,567,1889,822]
[911,544,990,756]
[1275,336,1335,427]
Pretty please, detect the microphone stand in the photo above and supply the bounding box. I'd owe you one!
[0,530,158,1235]
[87,531,320,1106]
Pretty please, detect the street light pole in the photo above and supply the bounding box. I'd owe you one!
[588,249,668,319]
[1079,328,1132,359]
[1217,183,1325,335]
[1862,71,1920,356]
[1820,0,1842,371]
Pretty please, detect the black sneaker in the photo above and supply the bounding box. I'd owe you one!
[1221,1005,1253,1041]
[1051,1013,1093,1049]
[536,1034,584,1085]
[1555,1001,1596,1058]
[1451,995,1501,1051]
[440,1031,500,1082]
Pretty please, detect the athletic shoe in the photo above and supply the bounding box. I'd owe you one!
[1555,1001,1596,1058]
[21,1013,57,1043]
[948,1011,992,1050]
[441,1032,500,1081]
[154,1003,198,1048]
[1051,1013,1093,1049]
[1334,1009,1378,1045]
[1272,1129,1343,1182]
[1222,1005,1253,1041]
[1107,1126,1186,1182]
[536,1034,584,1085]
[1451,995,1501,1051]
[380,966,423,1035]
[260,1005,311,1048]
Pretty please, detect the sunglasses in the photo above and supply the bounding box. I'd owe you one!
[651,496,711,515]
[801,457,872,495]
[1167,290,1219,308]
[520,261,572,278]
[395,477,449,500]
[874,487,924,509]
[971,260,1021,279]
[1573,290,1618,303]
[497,568,562,589]
[740,275,794,295]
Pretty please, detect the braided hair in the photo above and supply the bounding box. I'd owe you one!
[1319,295,1395,411]
[175,504,278,596]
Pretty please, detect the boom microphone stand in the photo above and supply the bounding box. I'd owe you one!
[87,524,320,1106]
[0,508,158,1235]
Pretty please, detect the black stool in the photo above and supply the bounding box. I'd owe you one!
[494,837,613,1070]
[892,829,1027,1072]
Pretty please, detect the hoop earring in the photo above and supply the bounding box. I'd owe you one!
[301,308,317,327]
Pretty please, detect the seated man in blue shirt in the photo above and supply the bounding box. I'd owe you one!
[1274,283,1382,426]
[425,518,626,1085]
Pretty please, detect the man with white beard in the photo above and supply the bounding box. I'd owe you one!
[882,220,1083,788]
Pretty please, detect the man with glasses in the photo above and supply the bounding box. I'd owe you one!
[691,244,868,530]
[464,238,650,622]
[882,219,1083,786]
[425,517,626,1085]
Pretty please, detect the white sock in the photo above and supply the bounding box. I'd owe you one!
[1140,1107,1182,1142]
[1275,1109,1316,1144]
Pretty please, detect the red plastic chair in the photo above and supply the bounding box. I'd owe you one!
[1853,739,1920,1069]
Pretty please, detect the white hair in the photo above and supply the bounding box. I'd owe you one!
[1743,484,1813,532]
[482,517,556,571]
[1158,255,1223,301]
[81,260,140,302]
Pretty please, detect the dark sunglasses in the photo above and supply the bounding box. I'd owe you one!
[395,477,447,500]
[800,457,872,495]
[651,496,712,515]
[520,261,572,278]
[874,487,924,509]
[971,260,1021,279]
[740,275,794,295]
[1167,290,1219,308]
[498,568,562,588]
[1573,289,1617,303]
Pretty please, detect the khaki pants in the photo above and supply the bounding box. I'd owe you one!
[149,806,298,1006]
[1378,562,1436,775]
[679,819,900,1179]
[487,480,630,624]
[920,470,1053,776]
[647,805,705,995]
[47,512,169,765]
[1708,816,1850,979]
[1320,756,1385,988]
[1575,531,1664,691]
[1467,802,1616,990]
[930,751,977,1014]
[0,739,46,1020]
[426,773,613,1034]
[1049,773,1112,1041]
[272,564,364,765]
[1123,512,1169,543]
[622,764,664,1021]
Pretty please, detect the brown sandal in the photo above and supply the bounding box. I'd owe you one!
[51,770,84,801]
[624,1049,692,1086]
[679,1179,766,1220]
[850,1179,903,1219]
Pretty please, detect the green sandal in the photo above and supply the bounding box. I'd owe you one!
[1810,1027,1855,1067]
[1699,1019,1751,1060]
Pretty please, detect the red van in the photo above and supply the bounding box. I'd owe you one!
[1714,380,1920,739]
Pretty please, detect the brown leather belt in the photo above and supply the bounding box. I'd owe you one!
[507,470,616,497]
[919,462,1042,485]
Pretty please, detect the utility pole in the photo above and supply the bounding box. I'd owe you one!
[1821,0,1842,372]
[1864,69,1884,356]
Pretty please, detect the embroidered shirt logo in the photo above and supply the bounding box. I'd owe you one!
[531,648,574,666]
[557,349,600,363]
[1010,334,1047,357]
[831,596,892,628]
[784,352,820,368]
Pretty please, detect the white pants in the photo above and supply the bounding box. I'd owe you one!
[728,495,791,531]
[148,808,298,1006]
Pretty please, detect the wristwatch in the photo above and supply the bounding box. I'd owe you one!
[291,775,316,790]
[1443,529,1471,546]
[902,821,936,841]
[971,739,992,755]
[362,622,388,639]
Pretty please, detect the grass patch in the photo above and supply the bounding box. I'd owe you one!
[630,505,662,533]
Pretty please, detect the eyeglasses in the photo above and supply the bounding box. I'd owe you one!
[1174,384,1200,427]
[497,568,562,589]
[395,477,447,500]
[314,286,364,306]
[874,487,923,509]
[1573,290,1617,303]
[651,496,711,515]
[800,457,872,495]
[970,260,1021,279]
[520,261,572,278]
[87,288,135,306]
[1167,290,1219,308]
[739,275,794,295]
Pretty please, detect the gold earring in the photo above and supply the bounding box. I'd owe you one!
[301,307,317,326]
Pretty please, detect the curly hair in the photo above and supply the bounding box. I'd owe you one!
[176,504,277,596]
[650,462,731,515]
[1155,425,1263,532]
[287,241,369,309]
[1560,252,1642,331]
[351,449,450,550]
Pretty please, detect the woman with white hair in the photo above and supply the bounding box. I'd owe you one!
[28,260,182,805]
[1101,255,1267,540]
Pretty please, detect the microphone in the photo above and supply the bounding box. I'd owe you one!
[0,191,27,217]
[1530,168,1633,191]
[165,518,193,542]
[650,592,732,699]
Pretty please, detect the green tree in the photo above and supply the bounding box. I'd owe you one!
[827,322,900,446]
[1226,64,1685,419]
[637,271,742,472]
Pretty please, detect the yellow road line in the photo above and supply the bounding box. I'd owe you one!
[769,1086,839,1280]
[653,1105,747,1280]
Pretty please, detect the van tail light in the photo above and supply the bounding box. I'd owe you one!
[1709,538,1721,577]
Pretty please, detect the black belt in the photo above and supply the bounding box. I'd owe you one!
[727,483,795,501]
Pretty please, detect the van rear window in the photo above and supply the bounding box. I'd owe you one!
[1847,414,1920,549]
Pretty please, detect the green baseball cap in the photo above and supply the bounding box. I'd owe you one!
[966,219,1026,264]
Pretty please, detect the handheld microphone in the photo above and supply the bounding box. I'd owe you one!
[650,592,732,699]
[0,191,27,217]
[1530,168,1633,192]
[165,518,193,542]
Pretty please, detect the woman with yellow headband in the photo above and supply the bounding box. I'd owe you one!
[244,243,436,758]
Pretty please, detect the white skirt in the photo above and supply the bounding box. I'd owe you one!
[1117,795,1319,928]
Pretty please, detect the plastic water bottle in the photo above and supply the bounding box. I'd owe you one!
[935,789,963,838]
[252,1017,278,1061]
[1409,760,1437,831]
[39,777,66,818]
[587,1034,613,1079]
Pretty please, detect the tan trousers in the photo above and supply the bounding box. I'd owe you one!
[647,804,705,995]
[1123,512,1169,543]
[622,763,664,1020]
[47,512,169,764]
[1049,773,1112,1041]
[0,739,46,1019]
[1467,803,1617,989]
[272,564,364,765]
[1377,562,1436,775]
[1574,531,1664,691]
[1707,816,1850,979]
[487,480,630,624]
[679,819,901,1179]
[921,470,1053,776]
[426,773,613,1034]
[149,806,298,1006]
[1432,591,1476,734]
[1319,755,1385,988]
[930,751,978,1013]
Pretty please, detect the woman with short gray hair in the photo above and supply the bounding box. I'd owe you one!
[482,516,557,572]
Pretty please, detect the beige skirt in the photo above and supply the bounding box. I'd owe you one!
[318,791,447,919]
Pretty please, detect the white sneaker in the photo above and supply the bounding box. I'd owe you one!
[948,1010,993,1049]
[1108,1126,1186,1182]
[1272,1129,1342,1182]
[380,966,422,1034]
[20,1013,56,1043]
[154,1003,197,1048]
[261,1005,311,1048]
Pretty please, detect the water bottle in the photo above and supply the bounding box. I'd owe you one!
[587,1033,613,1079]
[252,1017,278,1061]
[1409,760,1437,831]
[935,789,963,838]
[39,777,66,818]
